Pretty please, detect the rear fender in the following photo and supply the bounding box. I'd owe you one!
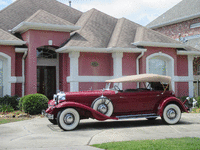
[56,102,118,121]
[158,97,188,117]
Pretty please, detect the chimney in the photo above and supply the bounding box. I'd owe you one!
[69,1,71,7]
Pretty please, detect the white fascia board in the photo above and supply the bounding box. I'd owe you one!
[56,46,147,53]
[15,48,28,53]
[133,41,186,48]
[12,22,81,33]
[148,13,200,29]
[0,40,26,46]
[177,50,200,55]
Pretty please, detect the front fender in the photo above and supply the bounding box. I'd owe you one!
[158,97,188,117]
[56,101,118,121]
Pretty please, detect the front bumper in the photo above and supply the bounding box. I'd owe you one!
[42,110,54,120]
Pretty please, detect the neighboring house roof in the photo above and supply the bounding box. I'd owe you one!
[0,29,26,45]
[0,0,82,32]
[146,0,200,29]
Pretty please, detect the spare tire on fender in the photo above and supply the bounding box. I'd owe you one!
[91,96,113,117]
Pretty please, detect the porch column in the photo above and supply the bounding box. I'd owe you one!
[69,51,80,92]
[112,52,123,89]
[188,55,194,97]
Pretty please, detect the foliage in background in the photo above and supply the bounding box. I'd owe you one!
[19,93,48,115]
[0,95,19,110]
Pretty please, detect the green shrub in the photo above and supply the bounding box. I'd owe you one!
[19,93,48,115]
[0,104,14,113]
[195,96,200,108]
[0,95,19,110]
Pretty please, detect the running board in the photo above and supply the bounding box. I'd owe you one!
[116,113,159,120]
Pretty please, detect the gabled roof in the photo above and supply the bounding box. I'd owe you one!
[25,9,74,26]
[64,9,118,48]
[0,29,26,45]
[108,18,141,48]
[12,10,81,33]
[147,0,200,29]
[0,0,82,31]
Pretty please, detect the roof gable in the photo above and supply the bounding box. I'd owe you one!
[147,0,200,28]
[65,9,118,48]
[108,18,141,48]
[25,9,74,26]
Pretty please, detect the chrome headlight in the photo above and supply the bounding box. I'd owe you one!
[59,95,66,100]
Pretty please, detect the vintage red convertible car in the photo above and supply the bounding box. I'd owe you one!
[43,74,190,131]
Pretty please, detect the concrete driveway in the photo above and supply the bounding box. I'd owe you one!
[0,113,200,150]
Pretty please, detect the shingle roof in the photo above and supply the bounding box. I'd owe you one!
[0,28,22,41]
[146,0,200,29]
[25,9,74,25]
[108,18,141,48]
[65,9,118,48]
[0,0,82,31]
[134,27,181,44]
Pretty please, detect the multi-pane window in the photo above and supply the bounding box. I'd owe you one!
[149,58,167,75]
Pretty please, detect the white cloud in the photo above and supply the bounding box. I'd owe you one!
[0,0,8,5]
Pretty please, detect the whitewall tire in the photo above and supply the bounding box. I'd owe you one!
[91,97,113,117]
[162,104,181,125]
[57,108,80,131]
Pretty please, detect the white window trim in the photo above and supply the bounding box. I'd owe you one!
[146,52,175,91]
[0,52,11,96]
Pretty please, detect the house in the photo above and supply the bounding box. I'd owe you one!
[147,0,200,97]
[0,0,198,99]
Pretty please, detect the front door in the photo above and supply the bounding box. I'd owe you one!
[37,66,56,99]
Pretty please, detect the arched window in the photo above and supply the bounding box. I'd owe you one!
[149,58,166,75]
[37,46,57,59]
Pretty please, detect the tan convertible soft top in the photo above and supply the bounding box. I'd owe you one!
[106,74,172,90]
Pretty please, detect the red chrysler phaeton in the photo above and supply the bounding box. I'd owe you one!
[43,74,190,131]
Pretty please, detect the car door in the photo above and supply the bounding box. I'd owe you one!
[113,90,163,113]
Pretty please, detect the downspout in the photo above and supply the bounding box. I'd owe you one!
[136,51,144,88]
[22,50,28,97]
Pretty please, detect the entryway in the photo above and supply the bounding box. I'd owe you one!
[36,46,59,99]
[37,66,56,99]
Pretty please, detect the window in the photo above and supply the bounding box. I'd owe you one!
[149,58,167,75]
[37,46,57,59]
[197,65,200,75]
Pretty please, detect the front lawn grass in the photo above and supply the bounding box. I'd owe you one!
[92,137,200,150]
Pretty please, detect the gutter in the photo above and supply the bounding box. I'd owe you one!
[133,41,186,49]
[56,46,147,53]
[0,40,26,46]
[136,51,145,88]
[12,22,81,33]
[177,51,200,55]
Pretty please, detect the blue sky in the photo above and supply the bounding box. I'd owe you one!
[0,0,182,26]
